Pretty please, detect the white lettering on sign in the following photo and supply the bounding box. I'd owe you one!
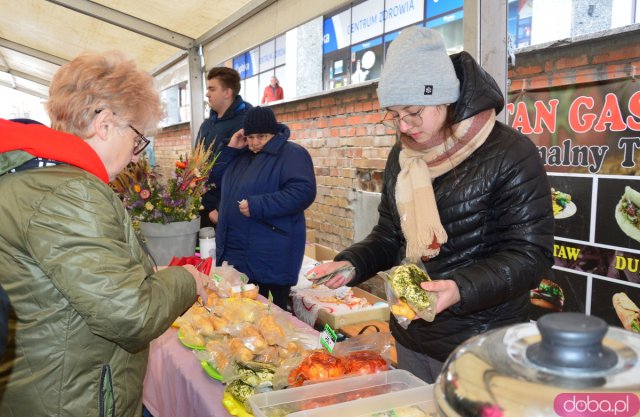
[383,0,423,32]
[380,0,416,21]
[350,0,384,44]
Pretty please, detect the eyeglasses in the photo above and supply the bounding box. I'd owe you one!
[128,125,150,155]
[246,134,273,142]
[95,109,149,155]
[381,107,426,129]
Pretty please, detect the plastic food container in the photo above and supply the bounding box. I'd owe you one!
[316,287,390,328]
[291,385,436,417]
[248,369,426,417]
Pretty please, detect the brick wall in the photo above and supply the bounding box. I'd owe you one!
[153,122,191,183]
[509,26,640,92]
[272,84,392,249]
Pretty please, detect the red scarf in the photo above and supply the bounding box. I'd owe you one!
[0,119,109,183]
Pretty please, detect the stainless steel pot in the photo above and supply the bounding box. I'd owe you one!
[434,312,640,417]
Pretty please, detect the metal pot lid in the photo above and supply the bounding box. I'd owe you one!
[434,313,640,417]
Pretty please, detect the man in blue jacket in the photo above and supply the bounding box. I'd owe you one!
[196,67,252,228]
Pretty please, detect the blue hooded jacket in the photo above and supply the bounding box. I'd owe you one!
[215,125,316,286]
[196,95,252,212]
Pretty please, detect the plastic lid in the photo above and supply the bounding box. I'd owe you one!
[526,313,618,372]
[199,227,215,238]
[434,313,640,417]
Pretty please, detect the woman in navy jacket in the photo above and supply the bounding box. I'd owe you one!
[215,107,316,309]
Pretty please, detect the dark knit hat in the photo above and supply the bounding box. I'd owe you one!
[243,106,279,136]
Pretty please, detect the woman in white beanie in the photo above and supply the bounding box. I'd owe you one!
[308,26,554,383]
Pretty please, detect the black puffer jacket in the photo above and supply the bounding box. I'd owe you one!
[336,52,554,362]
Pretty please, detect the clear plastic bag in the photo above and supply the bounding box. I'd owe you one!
[213,261,254,298]
[378,262,438,329]
[275,332,392,389]
[193,337,234,376]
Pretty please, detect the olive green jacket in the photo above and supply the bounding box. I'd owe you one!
[0,147,196,416]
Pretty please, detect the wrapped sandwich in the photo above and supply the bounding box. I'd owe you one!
[379,264,437,328]
[612,292,640,333]
[615,186,640,243]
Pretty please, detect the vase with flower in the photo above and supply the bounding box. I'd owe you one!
[111,142,215,266]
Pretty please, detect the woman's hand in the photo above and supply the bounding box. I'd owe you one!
[238,199,250,217]
[306,261,355,289]
[208,209,219,224]
[228,129,247,149]
[182,264,210,305]
[420,279,461,314]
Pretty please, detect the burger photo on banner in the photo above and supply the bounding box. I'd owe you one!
[595,178,640,250]
[548,174,592,241]
[615,186,640,244]
[528,269,587,321]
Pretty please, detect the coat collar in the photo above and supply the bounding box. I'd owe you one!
[255,124,290,155]
[0,118,110,183]
[209,95,251,121]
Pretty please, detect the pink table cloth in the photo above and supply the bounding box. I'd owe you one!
[143,303,319,417]
[143,327,227,417]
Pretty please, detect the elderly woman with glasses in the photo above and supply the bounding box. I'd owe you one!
[307,26,554,383]
[0,51,210,417]
[215,106,316,310]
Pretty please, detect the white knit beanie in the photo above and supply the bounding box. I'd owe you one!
[377,26,460,108]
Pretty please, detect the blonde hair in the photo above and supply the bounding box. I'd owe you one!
[46,51,163,137]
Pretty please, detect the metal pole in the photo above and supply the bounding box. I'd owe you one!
[463,0,508,123]
[188,46,205,147]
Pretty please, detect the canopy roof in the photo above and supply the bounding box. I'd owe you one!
[0,0,270,99]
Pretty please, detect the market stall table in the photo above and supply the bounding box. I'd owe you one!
[143,307,319,417]
[143,327,225,417]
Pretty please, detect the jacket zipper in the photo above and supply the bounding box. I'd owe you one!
[258,219,287,236]
[99,364,115,417]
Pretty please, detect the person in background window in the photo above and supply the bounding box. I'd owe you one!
[215,107,316,310]
[261,75,284,104]
[197,67,253,228]
[307,26,554,383]
[0,51,210,417]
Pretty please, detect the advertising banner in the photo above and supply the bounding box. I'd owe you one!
[350,37,383,83]
[508,79,640,334]
[350,0,385,44]
[383,0,425,33]
[323,9,351,54]
[425,0,463,19]
[275,35,286,67]
[259,39,275,72]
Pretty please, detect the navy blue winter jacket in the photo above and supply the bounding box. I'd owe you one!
[215,125,317,286]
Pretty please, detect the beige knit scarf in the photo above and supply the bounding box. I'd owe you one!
[397,109,496,261]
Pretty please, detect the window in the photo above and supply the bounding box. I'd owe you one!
[322,0,463,90]
[160,81,189,127]
[234,36,287,105]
